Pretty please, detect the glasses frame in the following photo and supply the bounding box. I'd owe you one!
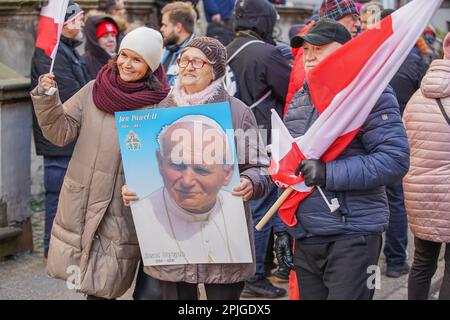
[177,57,209,69]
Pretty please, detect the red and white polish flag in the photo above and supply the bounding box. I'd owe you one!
[35,0,70,61]
[270,0,443,227]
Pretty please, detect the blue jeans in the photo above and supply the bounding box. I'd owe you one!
[44,156,70,255]
[383,180,408,270]
[249,182,284,282]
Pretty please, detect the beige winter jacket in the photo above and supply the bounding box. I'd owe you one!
[403,59,450,243]
[143,86,270,284]
[31,81,151,299]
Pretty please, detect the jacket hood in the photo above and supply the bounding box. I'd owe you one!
[420,59,450,99]
[84,15,118,60]
[234,0,277,45]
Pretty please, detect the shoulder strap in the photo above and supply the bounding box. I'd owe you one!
[226,40,271,108]
[436,98,450,126]
[227,40,265,64]
[249,90,272,109]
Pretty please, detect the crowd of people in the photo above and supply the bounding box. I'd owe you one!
[30,0,450,300]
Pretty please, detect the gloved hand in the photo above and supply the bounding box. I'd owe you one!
[274,232,295,271]
[295,159,326,187]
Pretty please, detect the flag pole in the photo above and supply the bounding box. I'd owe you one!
[45,0,69,95]
[49,1,68,74]
[49,48,58,74]
[255,187,293,231]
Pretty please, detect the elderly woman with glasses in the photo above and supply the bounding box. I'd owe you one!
[122,37,270,300]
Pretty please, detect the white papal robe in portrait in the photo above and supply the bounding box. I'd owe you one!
[131,187,252,266]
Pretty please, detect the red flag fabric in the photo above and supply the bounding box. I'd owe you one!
[35,0,70,58]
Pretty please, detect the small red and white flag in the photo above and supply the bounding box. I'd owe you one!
[270,0,442,227]
[35,0,82,71]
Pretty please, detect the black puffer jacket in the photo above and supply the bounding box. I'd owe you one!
[226,0,291,143]
[30,36,89,157]
[82,16,119,80]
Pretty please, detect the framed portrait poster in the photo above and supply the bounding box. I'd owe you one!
[116,102,253,266]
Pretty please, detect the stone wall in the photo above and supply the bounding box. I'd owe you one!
[125,0,158,28]
[0,1,40,255]
[0,1,43,200]
[0,1,42,77]
[0,62,32,223]
[0,62,33,255]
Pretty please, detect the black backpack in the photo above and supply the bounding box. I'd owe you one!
[224,39,272,106]
[206,21,235,46]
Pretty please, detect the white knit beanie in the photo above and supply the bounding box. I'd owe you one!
[119,27,163,72]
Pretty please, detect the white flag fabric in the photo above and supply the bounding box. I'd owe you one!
[36,0,70,60]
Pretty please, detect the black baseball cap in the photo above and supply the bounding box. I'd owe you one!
[291,18,352,48]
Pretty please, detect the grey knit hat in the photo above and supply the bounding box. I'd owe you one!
[182,37,227,80]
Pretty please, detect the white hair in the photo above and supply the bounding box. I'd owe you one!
[157,115,233,168]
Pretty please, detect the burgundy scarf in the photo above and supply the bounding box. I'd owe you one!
[93,63,170,113]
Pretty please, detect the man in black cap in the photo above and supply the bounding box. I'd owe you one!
[290,18,352,74]
[275,19,410,299]
[31,0,89,260]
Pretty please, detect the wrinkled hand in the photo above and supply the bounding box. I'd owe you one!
[232,177,253,201]
[275,232,295,270]
[295,159,326,187]
[121,184,139,207]
[37,73,56,95]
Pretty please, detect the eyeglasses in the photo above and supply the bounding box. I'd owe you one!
[177,57,209,69]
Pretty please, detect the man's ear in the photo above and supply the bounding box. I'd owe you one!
[222,165,234,187]
[175,22,184,34]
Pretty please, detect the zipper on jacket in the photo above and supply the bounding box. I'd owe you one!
[337,192,348,225]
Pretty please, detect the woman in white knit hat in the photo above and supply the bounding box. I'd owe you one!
[31,27,170,300]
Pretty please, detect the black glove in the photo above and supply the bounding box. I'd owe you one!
[274,232,295,271]
[295,159,326,187]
